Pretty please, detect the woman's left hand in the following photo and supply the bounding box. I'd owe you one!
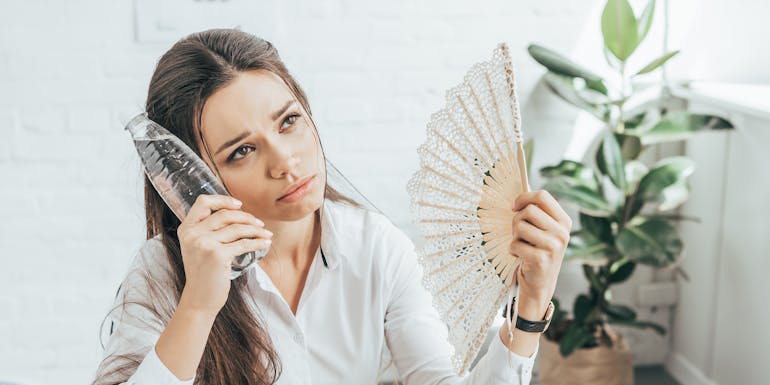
[509,190,572,319]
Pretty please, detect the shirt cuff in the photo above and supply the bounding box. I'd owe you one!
[486,326,538,383]
[127,344,196,385]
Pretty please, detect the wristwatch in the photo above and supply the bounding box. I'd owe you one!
[501,297,555,333]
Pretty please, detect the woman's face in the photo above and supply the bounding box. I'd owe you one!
[197,69,325,222]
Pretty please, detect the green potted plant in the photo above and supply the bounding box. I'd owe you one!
[525,0,733,384]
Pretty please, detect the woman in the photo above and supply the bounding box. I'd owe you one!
[93,28,571,385]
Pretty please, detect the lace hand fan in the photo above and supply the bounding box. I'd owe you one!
[406,43,530,374]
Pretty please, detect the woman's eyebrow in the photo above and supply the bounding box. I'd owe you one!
[271,99,295,121]
[215,131,250,156]
[213,100,295,156]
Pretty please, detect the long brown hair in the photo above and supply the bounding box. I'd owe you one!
[94,28,357,385]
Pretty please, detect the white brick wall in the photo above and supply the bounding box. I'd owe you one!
[0,1,595,383]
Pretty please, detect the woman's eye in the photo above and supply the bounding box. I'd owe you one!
[281,113,301,131]
[228,145,254,162]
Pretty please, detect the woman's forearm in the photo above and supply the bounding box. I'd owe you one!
[154,291,218,381]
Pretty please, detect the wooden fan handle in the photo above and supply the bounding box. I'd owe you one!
[516,141,530,193]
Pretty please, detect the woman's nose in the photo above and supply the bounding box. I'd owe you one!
[269,147,300,179]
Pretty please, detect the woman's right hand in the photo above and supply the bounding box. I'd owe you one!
[176,194,273,317]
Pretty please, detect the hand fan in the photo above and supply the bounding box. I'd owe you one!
[406,43,530,374]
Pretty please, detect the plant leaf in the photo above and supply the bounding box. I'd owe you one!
[566,231,613,265]
[574,294,594,323]
[657,181,690,211]
[635,112,734,144]
[602,0,640,61]
[528,44,609,95]
[603,46,623,71]
[608,261,636,283]
[603,303,637,321]
[580,212,614,244]
[583,265,605,293]
[524,139,534,176]
[559,324,595,356]
[620,134,643,161]
[624,111,647,129]
[637,156,696,205]
[637,0,656,44]
[635,50,680,76]
[609,319,666,335]
[540,160,599,191]
[544,177,614,217]
[616,217,683,266]
[641,213,702,223]
[542,72,611,121]
[625,161,649,191]
[596,133,627,191]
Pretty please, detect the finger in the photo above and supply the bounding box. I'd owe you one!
[515,205,570,244]
[513,190,572,228]
[512,220,564,254]
[213,223,273,244]
[516,204,561,232]
[225,237,272,260]
[203,209,264,231]
[509,238,546,263]
[186,195,243,224]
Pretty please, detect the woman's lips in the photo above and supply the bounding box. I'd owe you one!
[277,175,316,203]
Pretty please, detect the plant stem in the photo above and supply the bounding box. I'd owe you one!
[617,61,627,134]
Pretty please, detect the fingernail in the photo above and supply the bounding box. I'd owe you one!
[265,230,273,237]
[233,198,242,206]
[254,218,264,226]
[265,239,272,244]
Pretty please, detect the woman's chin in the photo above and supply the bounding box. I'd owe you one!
[273,190,324,221]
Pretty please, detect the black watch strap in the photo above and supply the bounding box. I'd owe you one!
[515,316,549,333]
[501,298,554,333]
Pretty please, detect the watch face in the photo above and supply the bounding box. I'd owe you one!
[544,301,555,321]
[543,301,555,332]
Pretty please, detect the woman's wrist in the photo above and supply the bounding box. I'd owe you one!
[517,297,550,322]
[178,289,221,322]
[155,293,219,381]
[515,290,551,322]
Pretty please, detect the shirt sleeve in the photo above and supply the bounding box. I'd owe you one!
[92,237,195,385]
[381,222,537,385]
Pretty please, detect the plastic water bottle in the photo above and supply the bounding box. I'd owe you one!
[124,113,266,279]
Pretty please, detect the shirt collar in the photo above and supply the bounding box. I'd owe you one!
[318,197,343,270]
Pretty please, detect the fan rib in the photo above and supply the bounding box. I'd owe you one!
[434,258,495,297]
[424,228,480,241]
[419,218,478,225]
[446,271,487,316]
[416,201,476,216]
[479,178,511,209]
[447,112,493,170]
[423,183,468,202]
[422,146,475,183]
[500,44,523,143]
[431,127,474,168]
[427,249,482,276]
[424,165,478,196]
[484,72,516,161]
[422,237,479,259]
[469,84,506,162]
[451,276,496,337]
[456,94,496,165]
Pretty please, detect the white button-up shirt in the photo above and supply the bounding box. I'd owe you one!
[96,199,537,385]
